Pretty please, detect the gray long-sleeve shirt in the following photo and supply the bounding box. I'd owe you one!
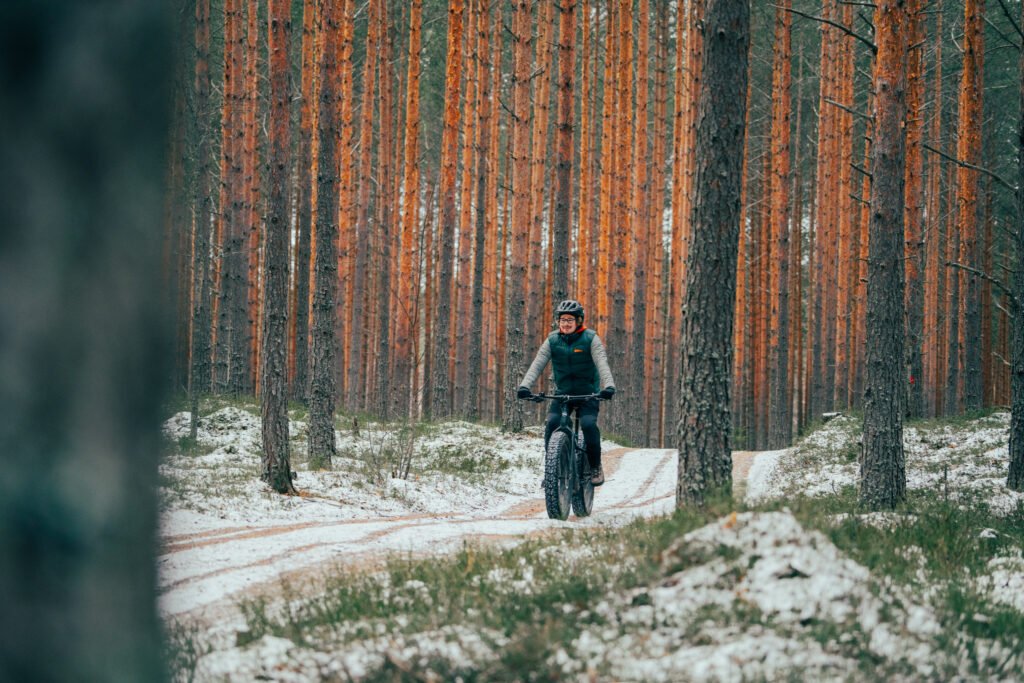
[519,332,615,391]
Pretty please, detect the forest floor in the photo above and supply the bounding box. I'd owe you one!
[160,399,1024,681]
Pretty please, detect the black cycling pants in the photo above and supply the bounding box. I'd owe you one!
[544,401,602,468]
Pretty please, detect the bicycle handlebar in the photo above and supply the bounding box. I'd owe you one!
[520,392,607,403]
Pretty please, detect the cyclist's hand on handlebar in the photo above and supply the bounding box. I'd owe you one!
[599,387,615,401]
[516,386,531,400]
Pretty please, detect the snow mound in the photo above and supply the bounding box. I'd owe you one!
[575,511,946,681]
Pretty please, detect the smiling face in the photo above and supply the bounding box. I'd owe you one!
[557,316,579,334]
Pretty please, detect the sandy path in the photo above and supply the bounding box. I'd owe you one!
[160,448,760,625]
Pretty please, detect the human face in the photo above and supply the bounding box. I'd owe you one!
[557,316,578,333]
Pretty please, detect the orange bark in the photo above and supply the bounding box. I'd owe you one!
[527,0,555,342]
[456,0,477,403]
[396,0,423,415]
[597,0,616,333]
[430,0,465,418]
[956,0,985,410]
[576,0,592,295]
[242,0,260,394]
[833,2,854,410]
[346,0,379,410]
[337,0,356,399]
[502,0,533,430]
[925,7,943,415]
[646,0,669,446]
[768,0,792,447]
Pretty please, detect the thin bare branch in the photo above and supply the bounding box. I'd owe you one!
[995,0,1024,42]
[851,163,872,180]
[923,143,1016,192]
[774,4,877,53]
[825,97,871,120]
[985,15,1020,51]
[945,260,1017,306]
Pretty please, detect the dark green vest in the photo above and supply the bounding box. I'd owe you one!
[547,328,599,395]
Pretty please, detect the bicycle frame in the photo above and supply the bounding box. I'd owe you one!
[522,393,605,519]
[531,393,603,457]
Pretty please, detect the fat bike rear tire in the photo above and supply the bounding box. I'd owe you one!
[571,448,594,517]
[544,431,572,520]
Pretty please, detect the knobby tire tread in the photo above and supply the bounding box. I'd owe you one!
[571,443,594,517]
[544,431,571,520]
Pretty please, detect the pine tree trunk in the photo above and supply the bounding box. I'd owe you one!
[598,0,617,334]
[502,0,534,432]
[957,0,985,412]
[790,66,803,433]
[468,0,493,420]
[336,0,356,403]
[527,0,555,346]
[216,0,245,394]
[926,7,945,415]
[431,0,464,419]
[191,0,215,438]
[397,0,423,417]
[833,5,854,411]
[811,0,835,418]
[646,1,669,446]
[755,157,770,448]
[346,0,379,412]
[981,186,993,405]
[733,69,753,444]
[1007,5,1024,490]
[263,0,297,494]
[551,0,575,306]
[853,124,871,408]
[456,2,478,417]
[167,82,191,396]
[628,0,649,445]
[243,0,260,395]
[768,0,792,449]
[861,0,908,509]
[903,0,925,418]
[577,0,593,300]
[945,156,960,416]
[666,0,687,445]
[375,0,395,419]
[676,0,748,508]
[308,0,342,466]
[291,0,317,402]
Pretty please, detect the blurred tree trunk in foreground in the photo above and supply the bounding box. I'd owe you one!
[1007,0,1024,492]
[0,2,172,679]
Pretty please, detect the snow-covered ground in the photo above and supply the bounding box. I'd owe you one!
[747,411,1024,513]
[160,406,1024,681]
[160,406,674,619]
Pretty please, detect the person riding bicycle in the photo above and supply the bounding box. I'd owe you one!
[516,300,615,486]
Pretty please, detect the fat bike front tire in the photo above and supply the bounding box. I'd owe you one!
[571,448,594,517]
[544,431,572,520]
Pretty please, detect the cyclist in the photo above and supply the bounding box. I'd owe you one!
[517,300,615,485]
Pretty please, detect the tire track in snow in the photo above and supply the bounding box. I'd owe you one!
[160,447,759,620]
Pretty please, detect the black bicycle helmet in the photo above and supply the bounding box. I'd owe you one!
[554,299,585,320]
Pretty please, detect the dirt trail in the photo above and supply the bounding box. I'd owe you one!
[160,448,761,625]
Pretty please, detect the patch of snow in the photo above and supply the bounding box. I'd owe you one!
[976,553,1024,613]
[744,449,787,504]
